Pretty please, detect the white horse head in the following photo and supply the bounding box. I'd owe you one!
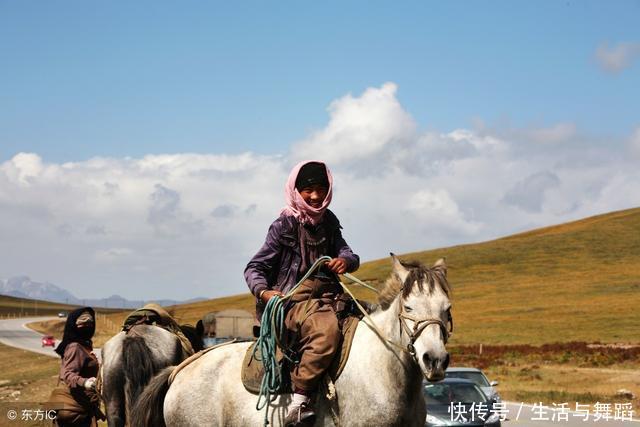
[379,254,451,381]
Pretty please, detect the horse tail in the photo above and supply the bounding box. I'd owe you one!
[122,335,159,418]
[130,366,174,427]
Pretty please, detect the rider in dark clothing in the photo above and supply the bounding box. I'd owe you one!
[53,307,103,427]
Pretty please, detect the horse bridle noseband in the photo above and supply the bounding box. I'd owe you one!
[397,297,453,358]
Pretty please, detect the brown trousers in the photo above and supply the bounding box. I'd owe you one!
[285,278,342,393]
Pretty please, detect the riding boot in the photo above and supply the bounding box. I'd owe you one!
[284,394,316,427]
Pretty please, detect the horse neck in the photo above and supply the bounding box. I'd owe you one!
[347,295,423,414]
[369,297,403,345]
[366,296,417,377]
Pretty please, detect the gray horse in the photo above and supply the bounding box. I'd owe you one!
[100,322,204,427]
[132,255,452,427]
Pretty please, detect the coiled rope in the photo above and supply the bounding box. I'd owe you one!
[254,255,334,425]
[253,256,383,425]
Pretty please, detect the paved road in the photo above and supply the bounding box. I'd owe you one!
[0,317,102,362]
[504,402,639,426]
[0,316,60,357]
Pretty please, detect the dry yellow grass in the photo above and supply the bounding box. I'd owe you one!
[0,343,59,404]
[485,364,640,408]
[102,207,640,346]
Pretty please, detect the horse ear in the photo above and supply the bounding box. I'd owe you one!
[433,257,447,273]
[390,253,410,283]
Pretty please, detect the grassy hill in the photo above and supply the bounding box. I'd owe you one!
[150,207,640,346]
[0,294,125,316]
[0,294,89,317]
[353,207,640,345]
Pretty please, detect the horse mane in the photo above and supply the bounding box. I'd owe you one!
[377,260,450,310]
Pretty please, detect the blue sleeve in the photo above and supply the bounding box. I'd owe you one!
[244,218,284,297]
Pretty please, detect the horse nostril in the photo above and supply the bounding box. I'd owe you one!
[443,352,450,370]
[422,353,431,367]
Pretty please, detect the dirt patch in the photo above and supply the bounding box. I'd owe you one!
[450,341,640,369]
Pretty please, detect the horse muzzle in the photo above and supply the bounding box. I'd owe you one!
[422,351,450,382]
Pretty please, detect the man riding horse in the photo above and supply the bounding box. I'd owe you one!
[245,161,359,426]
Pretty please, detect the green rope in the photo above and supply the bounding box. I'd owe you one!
[254,255,333,425]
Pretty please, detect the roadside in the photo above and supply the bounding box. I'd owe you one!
[0,317,59,358]
[26,314,120,348]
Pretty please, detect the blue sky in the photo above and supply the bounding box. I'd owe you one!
[2,1,639,162]
[1,2,639,300]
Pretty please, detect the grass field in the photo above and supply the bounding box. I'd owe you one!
[0,295,125,319]
[451,342,640,407]
[0,295,89,318]
[97,207,640,346]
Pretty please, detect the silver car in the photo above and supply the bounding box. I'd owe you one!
[445,367,501,403]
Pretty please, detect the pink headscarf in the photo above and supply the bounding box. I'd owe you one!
[281,160,333,225]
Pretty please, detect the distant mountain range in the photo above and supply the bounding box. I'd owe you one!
[0,276,206,309]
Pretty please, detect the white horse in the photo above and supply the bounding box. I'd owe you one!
[100,323,204,427]
[133,255,452,427]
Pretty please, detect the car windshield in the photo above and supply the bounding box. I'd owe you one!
[445,371,490,387]
[423,383,487,405]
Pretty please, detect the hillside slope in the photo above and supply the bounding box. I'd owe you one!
[135,208,640,345]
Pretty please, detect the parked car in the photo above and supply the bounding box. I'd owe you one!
[424,378,501,427]
[41,335,56,347]
[57,311,67,318]
[445,367,501,403]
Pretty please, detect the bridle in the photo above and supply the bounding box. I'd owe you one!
[397,296,453,358]
[339,268,453,362]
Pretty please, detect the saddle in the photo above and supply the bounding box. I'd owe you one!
[241,314,360,395]
[122,303,195,356]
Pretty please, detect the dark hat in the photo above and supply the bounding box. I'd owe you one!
[295,162,329,189]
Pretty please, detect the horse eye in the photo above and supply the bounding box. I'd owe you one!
[403,305,413,312]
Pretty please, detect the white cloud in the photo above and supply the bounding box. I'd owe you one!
[406,189,481,235]
[503,171,561,213]
[595,42,640,74]
[525,123,577,145]
[291,82,417,174]
[1,83,639,301]
[95,247,134,263]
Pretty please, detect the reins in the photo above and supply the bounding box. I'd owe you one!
[339,272,452,361]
